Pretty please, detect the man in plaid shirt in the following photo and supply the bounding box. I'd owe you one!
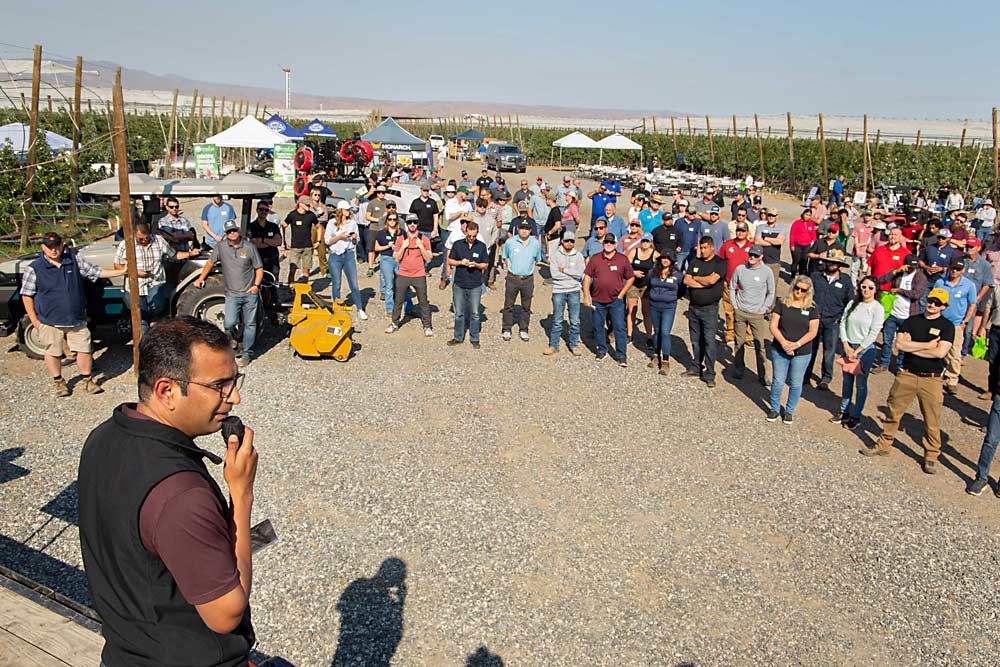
[114,223,198,334]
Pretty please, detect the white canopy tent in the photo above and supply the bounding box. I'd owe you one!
[550,131,600,168]
[204,116,288,148]
[0,122,73,154]
[596,132,643,165]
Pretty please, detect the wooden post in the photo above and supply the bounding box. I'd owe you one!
[993,107,998,203]
[686,116,693,142]
[68,56,82,224]
[787,112,796,194]
[732,114,739,177]
[508,113,514,143]
[642,117,647,134]
[652,116,657,134]
[19,44,42,250]
[46,95,52,113]
[209,96,216,136]
[754,114,765,185]
[844,128,850,143]
[670,116,678,166]
[180,89,198,177]
[874,129,881,157]
[862,114,869,195]
[960,126,967,158]
[767,126,771,139]
[254,101,260,120]
[915,129,921,152]
[197,94,204,142]
[165,88,178,177]
[819,113,828,195]
[705,116,715,165]
[516,114,523,147]
[19,92,27,113]
[111,69,143,373]
[87,98,92,113]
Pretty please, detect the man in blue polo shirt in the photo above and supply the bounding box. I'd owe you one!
[200,194,237,248]
[933,257,977,395]
[602,177,622,204]
[587,183,613,235]
[638,194,665,234]
[500,219,542,342]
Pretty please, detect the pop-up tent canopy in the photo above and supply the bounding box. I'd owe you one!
[80,172,279,197]
[0,122,73,154]
[596,132,643,165]
[449,128,486,142]
[550,130,600,167]
[301,118,338,138]
[205,116,289,148]
[362,117,426,151]
[263,114,304,141]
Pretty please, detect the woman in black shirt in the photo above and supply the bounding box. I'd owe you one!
[767,275,820,424]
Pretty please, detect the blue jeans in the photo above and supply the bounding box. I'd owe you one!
[878,314,906,369]
[224,293,259,359]
[769,348,810,415]
[649,301,677,359]
[123,283,168,335]
[838,344,877,418]
[592,298,626,359]
[549,290,581,350]
[328,251,363,309]
[688,303,720,379]
[356,224,369,261]
[976,393,1000,480]
[378,255,412,315]
[452,285,482,342]
[808,317,839,383]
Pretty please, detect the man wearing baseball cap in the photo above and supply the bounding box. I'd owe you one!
[546,229,585,356]
[718,222,755,344]
[918,228,959,292]
[556,175,573,211]
[963,237,994,356]
[754,208,785,288]
[729,244,775,384]
[500,218,542,342]
[806,223,845,274]
[863,287,954,473]
[700,205,730,252]
[872,253,925,374]
[20,232,125,396]
[638,194,665,234]
[583,233,635,366]
[931,257,977,394]
[283,194,319,283]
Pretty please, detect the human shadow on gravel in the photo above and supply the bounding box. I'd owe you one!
[855,411,975,481]
[0,533,92,607]
[330,557,407,667]
[0,448,29,484]
[466,645,504,666]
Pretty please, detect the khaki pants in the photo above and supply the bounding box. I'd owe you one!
[721,282,735,342]
[943,323,964,389]
[312,225,327,275]
[874,370,943,461]
[733,309,768,377]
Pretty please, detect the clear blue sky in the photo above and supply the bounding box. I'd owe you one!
[4,0,996,119]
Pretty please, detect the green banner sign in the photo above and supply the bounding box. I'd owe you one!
[273,143,296,196]
[193,143,218,179]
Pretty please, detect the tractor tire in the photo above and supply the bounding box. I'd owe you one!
[174,277,267,342]
[16,315,46,360]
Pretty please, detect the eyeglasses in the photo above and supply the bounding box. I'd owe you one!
[386,217,398,221]
[171,372,244,399]
[793,286,809,293]
[927,298,945,307]
[166,204,178,209]
[860,284,876,290]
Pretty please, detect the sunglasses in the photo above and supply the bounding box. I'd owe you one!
[595,226,607,230]
[166,204,178,209]
[386,216,398,221]
[793,286,809,293]
[226,229,240,234]
[860,284,876,290]
[629,223,641,228]
[927,298,945,307]
[603,240,616,245]
[407,221,418,226]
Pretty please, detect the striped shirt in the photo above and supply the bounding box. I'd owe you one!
[115,237,175,295]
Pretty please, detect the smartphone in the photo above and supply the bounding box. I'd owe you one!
[250,519,278,554]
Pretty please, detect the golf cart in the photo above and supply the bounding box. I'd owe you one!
[0,173,281,358]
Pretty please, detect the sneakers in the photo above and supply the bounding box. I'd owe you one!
[568,347,582,357]
[943,384,958,396]
[53,378,71,398]
[424,328,434,337]
[502,330,512,341]
[439,277,449,290]
[922,459,938,475]
[766,410,780,422]
[357,309,368,321]
[704,377,716,388]
[681,369,700,378]
[471,341,481,349]
[447,339,462,347]
[385,323,398,334]
[830,412,845,424]
[967,477,990,496]
[860,445,889,457]
[618,359,628,368]
[781,412,793,424]
[871,365,887,375]
[646,359,657,369]
[543,347,556,355]
[80,377,104,394]
[595,352,607,361]
[520,331,529,342]
[367,268,375,277]
[843,416,861,430]
[817,380,830,391]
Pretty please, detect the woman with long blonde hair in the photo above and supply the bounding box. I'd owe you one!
[324,203,367,320]
[767,275,819,424]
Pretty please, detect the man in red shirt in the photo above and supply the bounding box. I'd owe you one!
[867,226,907,290]
[718,222,754,343]
[899,213,924,253]
[789,208,817,278]
[583,233,635,366]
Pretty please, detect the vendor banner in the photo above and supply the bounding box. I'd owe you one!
[193,143,218,179]
[273,143,296,196]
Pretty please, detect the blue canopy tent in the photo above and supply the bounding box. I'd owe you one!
[448,128,486,142]
[263,114,304,141]
[300,119,338,138]
[361,118,426,151]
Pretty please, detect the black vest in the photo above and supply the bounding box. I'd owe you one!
[78,405,254,667]
[29,249,88,326]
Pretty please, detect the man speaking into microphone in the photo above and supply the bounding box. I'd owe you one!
[78,317,258,667]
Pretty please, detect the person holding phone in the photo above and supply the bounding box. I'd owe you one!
[325,202,368,320]
[79,318,258,667]
[387,216,434,335]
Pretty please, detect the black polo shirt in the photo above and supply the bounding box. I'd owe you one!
[686,255,727,306]
[652,222,680,256]
[248,220,281,262]
[449,238,489,289]
[408,196,439,233]
[476,176,493,190]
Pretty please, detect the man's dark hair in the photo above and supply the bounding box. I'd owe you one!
[466,220,479,232]
[138,317,232,400]
[135,222,151,235]
[698,235,715,247]
[475,198,488,208]
[165,196,179,206]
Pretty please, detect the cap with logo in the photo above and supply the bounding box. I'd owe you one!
[967,237,982,248]
[41,232,62,247]
[641,232,654,242]
[927,287,950,304]
[518,219,533,230]
[937,228,953,239]
[224,219,240,232]
[516,201,529,212]
[444,185,456,193]
[950,257,966,270]
[824,248,851,266]
[602,233,617,244]
[826,223,840,232]
[457,186,470,194]
[710,205,720,214]
[748,244,764,257]
[735,222,749,231]
[375,185,387,193]
[904,253,919,265]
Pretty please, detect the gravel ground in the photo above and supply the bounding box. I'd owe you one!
[2,161,1000,666]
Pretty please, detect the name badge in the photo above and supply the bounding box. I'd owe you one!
[472,253,480,258]
[611,266,618,271]
[692,267,699,273]
[753,276,760,281]
[892,256,899,260]
[667,277,675,283]
[513,247,521,253]
[728,247,735,253]
[955,292,963,299]
[267,232,274,237]
[834,282,842,288]
[296,220,302,226]
[239,252,247,258]
[800,309,810,316]
[929,328,940,336]
[969,269,976,274]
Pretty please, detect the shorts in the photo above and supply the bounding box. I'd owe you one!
[626,284,646,300]
[38,323,91,356]
[287,247,313,273]
[367,227,382,250]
